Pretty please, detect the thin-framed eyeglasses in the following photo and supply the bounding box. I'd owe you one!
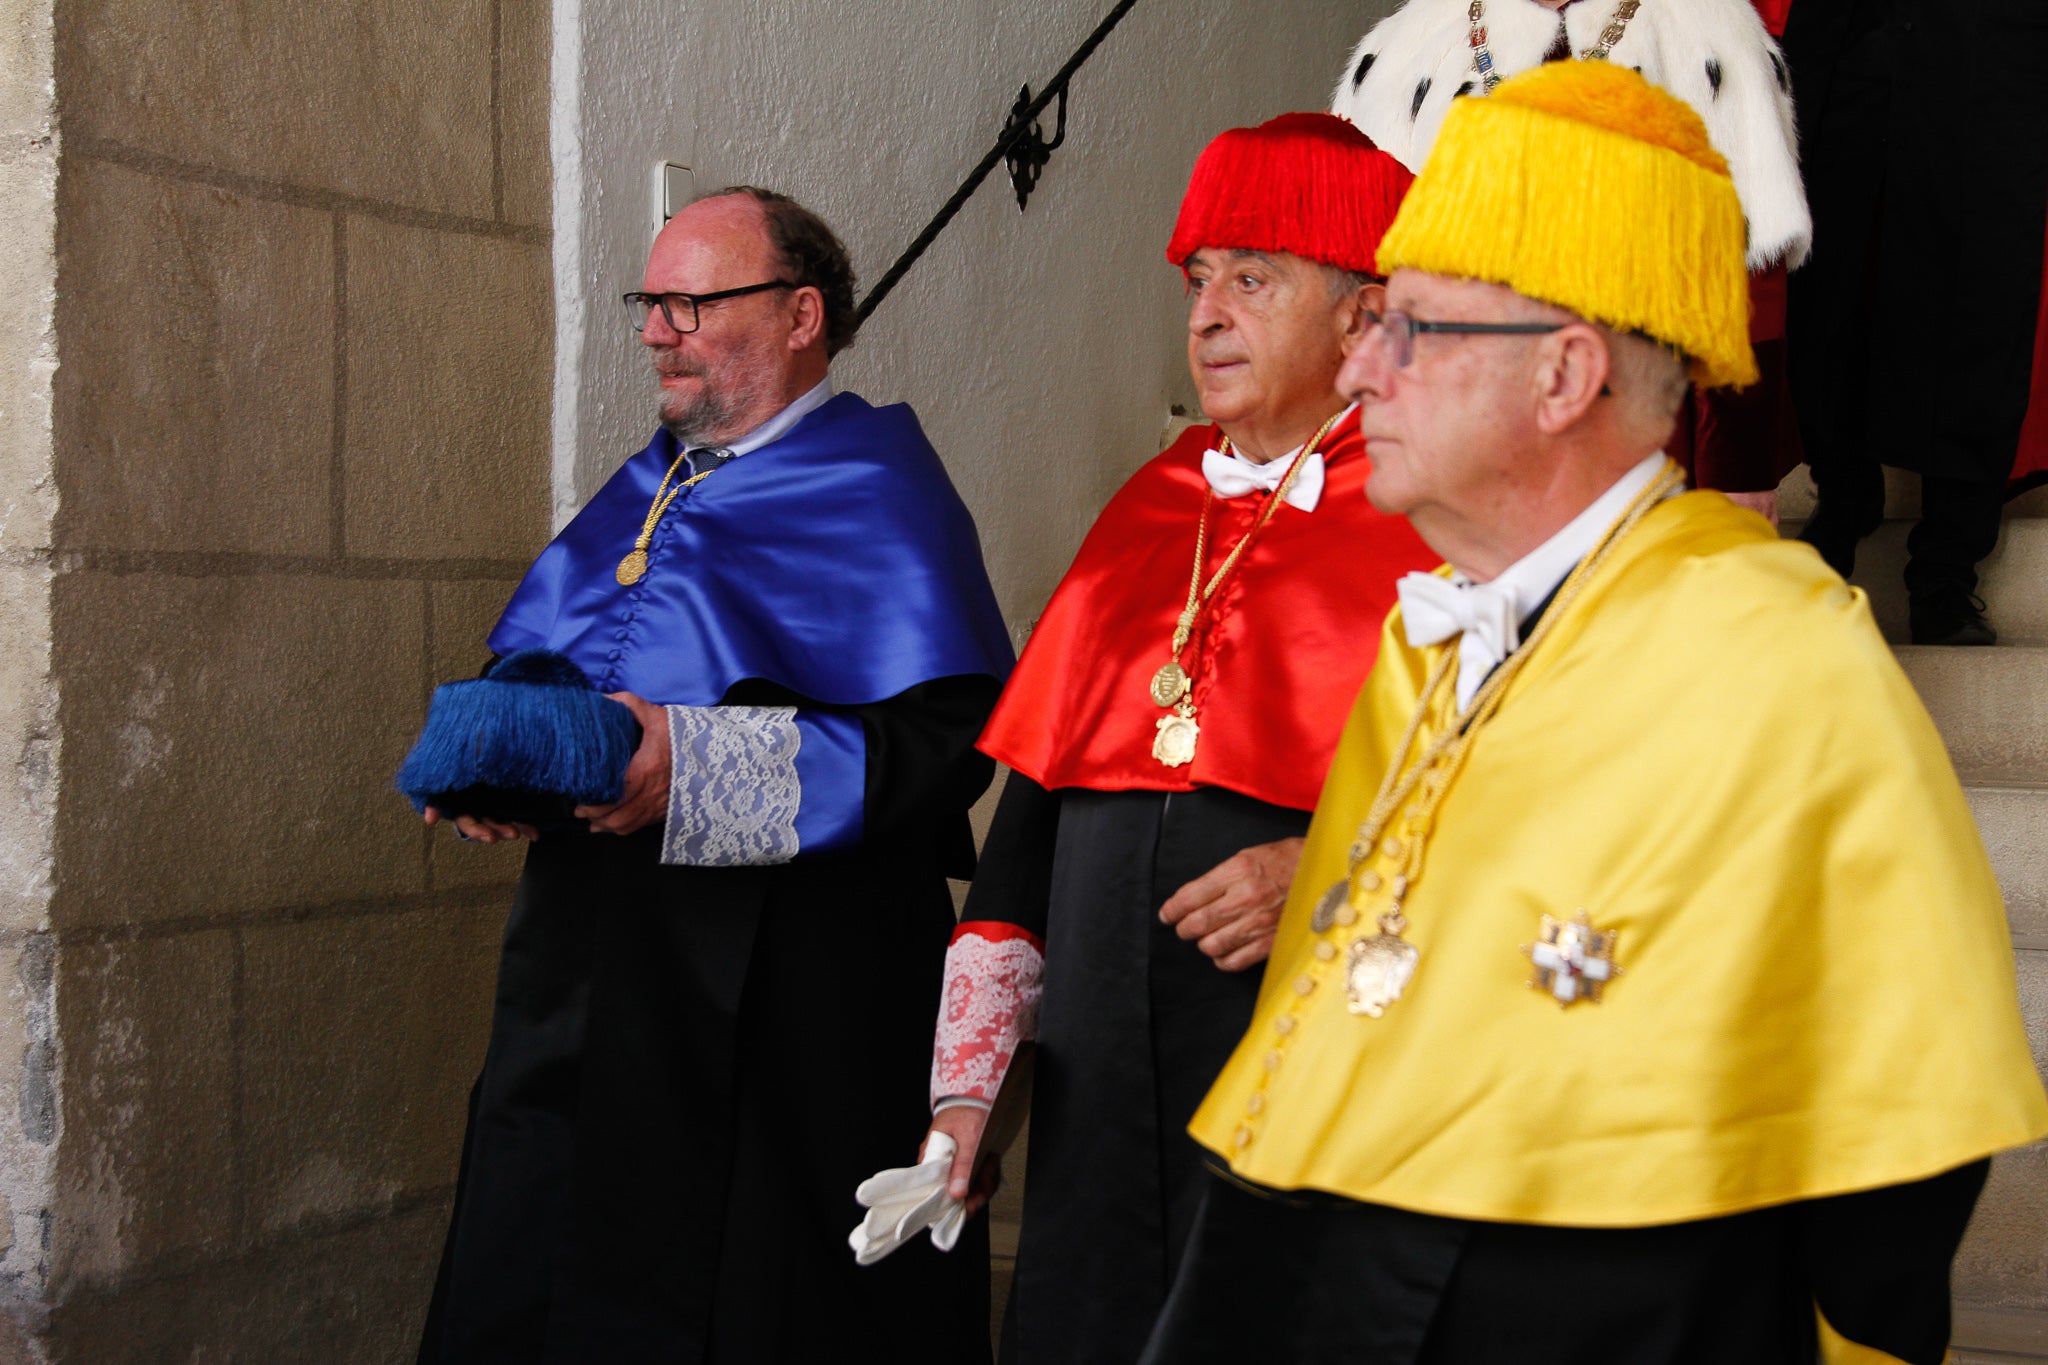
[1366,310,1565,369]
[622,281,798,335]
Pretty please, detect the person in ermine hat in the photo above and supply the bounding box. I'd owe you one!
[1142,62,2045,1365]
[855,113,1436,1363]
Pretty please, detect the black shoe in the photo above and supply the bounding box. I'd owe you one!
[1909,588,1998,646]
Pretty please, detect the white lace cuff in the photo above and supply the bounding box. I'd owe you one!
[661,704,803,867]
[930,924,1045,1110]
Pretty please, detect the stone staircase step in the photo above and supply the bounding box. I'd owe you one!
[1970,786,2048,947]
[1957,1304,2048,1359]
[1952,953,2048,1348]
[1896,646,2048,786]
[1777,473,2048,1347]
[1954,1301,2048,1363]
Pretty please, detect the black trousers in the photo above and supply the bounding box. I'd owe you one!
[1809,459,2009,594]
[1141,1162,1986,1365]
[1786,0,2048,589]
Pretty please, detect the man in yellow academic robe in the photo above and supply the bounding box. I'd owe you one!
[1140,61,2048,1365]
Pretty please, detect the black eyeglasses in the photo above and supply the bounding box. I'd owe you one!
[623,281,798,334]
[1366,310,1565,369]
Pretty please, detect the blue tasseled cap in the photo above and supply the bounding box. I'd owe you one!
[395,649,642,828]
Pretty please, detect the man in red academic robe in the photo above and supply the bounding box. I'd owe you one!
[901,115,1438,1363]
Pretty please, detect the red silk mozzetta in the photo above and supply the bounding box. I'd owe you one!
[980,411,1439,811]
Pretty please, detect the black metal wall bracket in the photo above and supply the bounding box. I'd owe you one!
[1004,82,1069,211]
[855,0,1141,325]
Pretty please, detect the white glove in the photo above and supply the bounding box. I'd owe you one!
[849,1132,968,1266]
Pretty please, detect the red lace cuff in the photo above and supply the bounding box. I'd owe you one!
[930,921,1045,1110]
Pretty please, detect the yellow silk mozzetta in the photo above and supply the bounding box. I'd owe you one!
[1191,491,2048,1226]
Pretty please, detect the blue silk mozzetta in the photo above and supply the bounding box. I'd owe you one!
[490,392,1015,706]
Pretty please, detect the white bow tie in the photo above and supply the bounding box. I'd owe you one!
[1200,447,1325,513]
[1397,572,1522,709]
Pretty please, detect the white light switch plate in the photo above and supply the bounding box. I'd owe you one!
[659,162,695,226]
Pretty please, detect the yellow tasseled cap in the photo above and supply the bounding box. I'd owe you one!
[1375,61,1758,388]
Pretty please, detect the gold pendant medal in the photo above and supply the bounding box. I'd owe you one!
[615,454,717,590]
[1141,417,1341,773]
[1150,661,1191,708]
[1152,707,1200,767]
[1150,666,1195,767]
[1345,915,1419,1018]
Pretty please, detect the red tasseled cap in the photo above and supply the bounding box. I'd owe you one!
[1165,113,1415,277]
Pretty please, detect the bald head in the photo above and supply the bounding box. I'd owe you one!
[647,193,783,295]
[637,191,836,446]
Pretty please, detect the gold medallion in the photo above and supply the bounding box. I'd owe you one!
[1345,929,1419,1018]
[1523,910,1621,1008]
[615,550,649,586]
[1150,661,1192,708]
[1137,415,1343,771]
[1310,880,1350,935]
[1152,711,1199,767]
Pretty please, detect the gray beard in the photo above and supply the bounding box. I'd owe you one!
[657,367,774,448]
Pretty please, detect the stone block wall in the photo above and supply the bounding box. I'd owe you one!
[0,0,62,1356]
[0,1,555,1356]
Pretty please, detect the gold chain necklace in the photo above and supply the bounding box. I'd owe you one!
[1149,411,1344,768]
[615,452,718,586]
[1467,0,1642,93]
[1305,462,1685,1016]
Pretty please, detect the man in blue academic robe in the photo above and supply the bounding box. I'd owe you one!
[415,186,1013,1364]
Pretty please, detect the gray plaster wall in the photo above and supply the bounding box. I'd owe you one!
[558,0,1397,629]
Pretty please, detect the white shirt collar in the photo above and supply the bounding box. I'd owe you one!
[1211,403,1358,477]
[1453,452,1672,619]
[707,376,836,459]
[1412,452,1671,709]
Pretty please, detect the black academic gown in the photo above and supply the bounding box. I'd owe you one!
[965,775,1310,1365]
[417,675,999,1365]
[1783,0,2048,486]
[1141,1159,1988,1365]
